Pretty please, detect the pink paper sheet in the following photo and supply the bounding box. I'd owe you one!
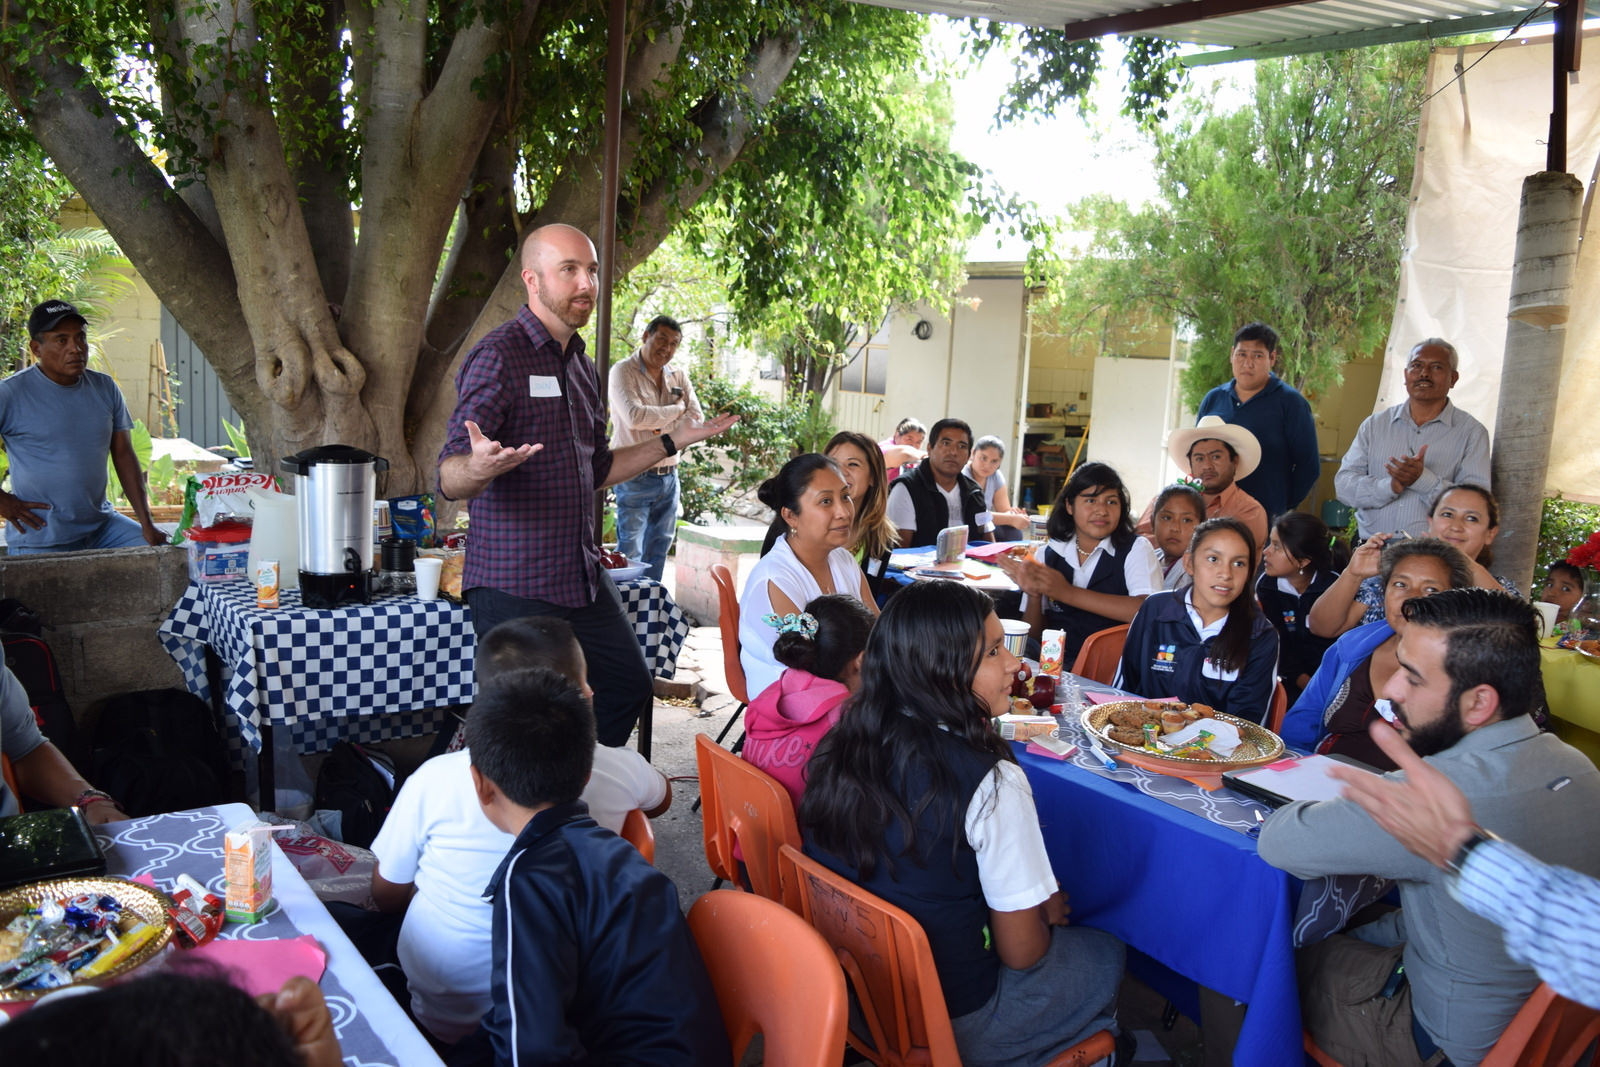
[132,873,328,995]
[190,935,327,996]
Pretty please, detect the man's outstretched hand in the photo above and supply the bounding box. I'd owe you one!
[465,420,541,479]
[681,411,739,446]
[1328,720,1477,869]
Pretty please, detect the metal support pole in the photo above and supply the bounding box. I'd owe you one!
[594,0,627,548]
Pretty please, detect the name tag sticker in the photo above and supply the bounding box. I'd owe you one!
[529,375,561,398]
[867,557,885,577]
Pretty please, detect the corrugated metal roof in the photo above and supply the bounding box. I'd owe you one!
[856,0,1576,59]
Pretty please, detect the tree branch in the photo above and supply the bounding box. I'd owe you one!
[280,0,356,307]
[0,6,250,385]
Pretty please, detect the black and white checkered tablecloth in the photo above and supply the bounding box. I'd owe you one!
[158,578,689,761]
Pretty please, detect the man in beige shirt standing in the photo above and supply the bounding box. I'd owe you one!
[608,315,703,581]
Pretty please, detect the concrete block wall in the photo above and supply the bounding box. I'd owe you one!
[673,525,766,625]
[1,545,188,726]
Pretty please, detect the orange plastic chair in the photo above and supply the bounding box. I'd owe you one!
[1267,681,1289,734]
[619,807,655,864]
[687,890,848,1066]
[710,564,750,707]
[778,844,1117,1067]
[1070,624,1130,686]
[695,733,801,900]
[1,754,20,812]
[1304,982,1600,1067]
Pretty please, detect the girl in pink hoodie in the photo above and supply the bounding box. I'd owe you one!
[742,594,875,808]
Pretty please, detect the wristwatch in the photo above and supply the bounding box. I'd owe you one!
[1445,826,1499,875]
[660,433,677,457]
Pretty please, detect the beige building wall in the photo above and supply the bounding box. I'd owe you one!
[56,200,168,432]
[1025,302,1381,521]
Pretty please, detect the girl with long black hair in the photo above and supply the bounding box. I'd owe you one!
[1115,517,1280,723]
[800,581,1125,1067]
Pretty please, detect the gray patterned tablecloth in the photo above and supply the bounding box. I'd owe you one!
[97,804,441,1067]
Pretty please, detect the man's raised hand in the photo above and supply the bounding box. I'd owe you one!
[682,411,740,446]
[466,420,541,479]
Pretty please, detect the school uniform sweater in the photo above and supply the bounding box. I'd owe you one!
[1114,590,1280,723]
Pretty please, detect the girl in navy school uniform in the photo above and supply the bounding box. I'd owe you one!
[1115,517,1280,724]
[999,461,1162,666]
[1256,511,1347,702]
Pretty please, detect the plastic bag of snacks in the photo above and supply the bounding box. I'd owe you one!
[174,471,280,541]
[389,494,436,548]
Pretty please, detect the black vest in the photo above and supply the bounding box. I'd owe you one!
[898,461,987,546]
[1042,535,1134,663]
[806,733,1003,1017]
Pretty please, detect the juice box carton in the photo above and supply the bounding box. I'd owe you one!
[224,820,275,922]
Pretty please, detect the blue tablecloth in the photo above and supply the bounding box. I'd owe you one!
[1021,747,1304,1067]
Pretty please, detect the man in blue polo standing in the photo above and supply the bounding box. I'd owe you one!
[1196,322,1321,521]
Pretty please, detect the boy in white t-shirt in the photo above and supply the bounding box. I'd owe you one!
[367,616,670,1045]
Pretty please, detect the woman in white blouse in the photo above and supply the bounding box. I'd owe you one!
[739,454,878,698]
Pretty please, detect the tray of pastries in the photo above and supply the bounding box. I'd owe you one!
[1081,700,1284,768]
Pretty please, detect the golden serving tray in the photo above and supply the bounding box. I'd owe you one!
[1081,701,1285,769]
[0,876,175,1001]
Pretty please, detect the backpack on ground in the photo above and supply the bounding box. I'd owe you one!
[314,741,399,848]
[1,629,81,769]
[90,688,230,816]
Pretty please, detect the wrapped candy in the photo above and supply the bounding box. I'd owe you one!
[167,875,226,948]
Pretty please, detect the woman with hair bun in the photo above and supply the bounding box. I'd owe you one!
[739,454,877,699]
[742,594,875,808]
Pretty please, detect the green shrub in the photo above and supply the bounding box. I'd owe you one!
[677,368,808,525]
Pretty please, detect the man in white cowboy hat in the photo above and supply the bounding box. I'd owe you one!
[1136,416,1269,552]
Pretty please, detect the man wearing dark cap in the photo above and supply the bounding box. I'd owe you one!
[0,301,165,553]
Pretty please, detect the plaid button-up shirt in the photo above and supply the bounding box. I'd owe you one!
[439,306,613,607]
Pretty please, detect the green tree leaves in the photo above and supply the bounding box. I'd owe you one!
[1039,45,1424,408]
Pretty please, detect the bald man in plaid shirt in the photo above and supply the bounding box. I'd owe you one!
[439,224,736,747]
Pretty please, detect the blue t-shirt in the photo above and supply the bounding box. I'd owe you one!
[0,366,132,549]
[0,666,47,817]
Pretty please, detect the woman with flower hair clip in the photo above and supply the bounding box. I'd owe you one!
[742,594,875,808]
[739,454,878,699]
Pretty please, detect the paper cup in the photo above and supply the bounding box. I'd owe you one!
[1533,600,1560,638]
[413,557,443,601]
[1001,618,1030,658]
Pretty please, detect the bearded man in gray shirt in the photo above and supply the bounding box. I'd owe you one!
[1258,589,1600,1067]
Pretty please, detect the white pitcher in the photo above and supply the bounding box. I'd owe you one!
[246,487,300,590]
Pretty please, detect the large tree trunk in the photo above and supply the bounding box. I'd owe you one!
[0,0,821,501]
[1492,172,1583,592]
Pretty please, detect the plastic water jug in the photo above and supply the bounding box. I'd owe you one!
[246,488,300,590]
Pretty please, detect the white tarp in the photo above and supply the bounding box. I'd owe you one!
[1383,34,1600,503]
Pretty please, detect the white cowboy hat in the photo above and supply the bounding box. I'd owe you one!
[1167,416,1262,481]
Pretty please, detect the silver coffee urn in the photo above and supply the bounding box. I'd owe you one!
[281,445,389,608]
